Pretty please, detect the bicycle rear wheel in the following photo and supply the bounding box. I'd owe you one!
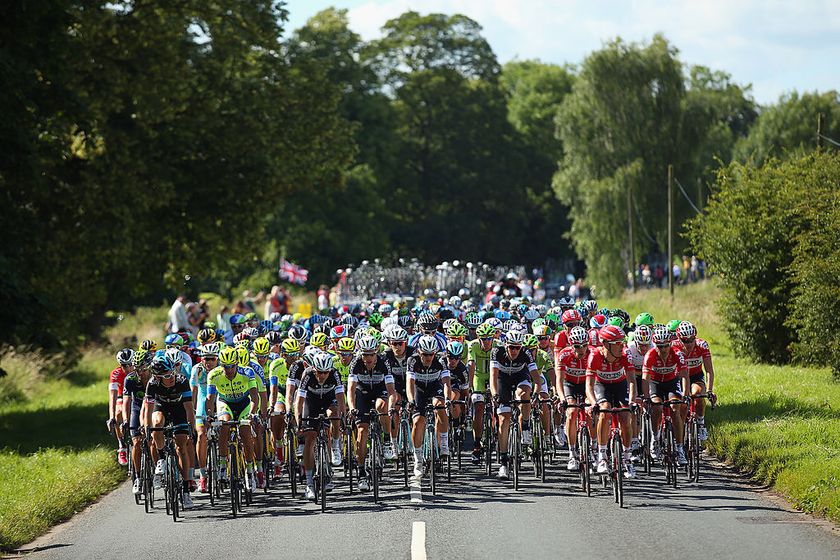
[208,441,217,506]
[428,425,437,496]
[400,420,409,488]
[371,431,381,503]
[318,438,328,512]
[579,427,591,496]
[229,444,239,517]
[346,425,355,493]
[611,434,623,507]
[665,424,677,489]
[511,423,521,490]
[642,412,652,475]
[167,454,179,521]
[142,446,153,513]
[287,433,298,498]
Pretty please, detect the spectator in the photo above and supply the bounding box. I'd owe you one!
[654,264,664,288]
[266,285,283,318]
[317,284,329,312]
[672,263,682,285]
[167,295,190,334]
[690,255,699,282]
[217,305,232,332]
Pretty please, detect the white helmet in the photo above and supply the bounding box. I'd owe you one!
[201,343,220,357]
[357,335,379,354]
[442,318,457,332]
[568,326,588,346]
[417,335,439,354]
[385,325,408,342]
[311,351,335,372]
[634,325,652,345]
[165,347,182,366]
[505,330,526,346]
[448,296,462,308]
[303,345,320,363]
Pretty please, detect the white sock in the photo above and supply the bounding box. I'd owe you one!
[698,417,705,425]
[440,432,449,447]
[598,445,607,459]
[414,447,423,463]
[569,446,577,459]
[332,438,341,448]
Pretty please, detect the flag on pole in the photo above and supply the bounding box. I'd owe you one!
[279,258,308,285]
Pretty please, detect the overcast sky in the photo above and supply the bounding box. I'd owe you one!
[283,0,840,105]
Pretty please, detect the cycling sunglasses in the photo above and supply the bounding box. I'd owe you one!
[361,352,377,357]
[155,371,175,380]
[537,336,550,341]
[338,351,353,357]
[419,352,436,357]
[680,337,696,343]
[479,337,493,342]
[389,340,406,345]
[564,322,581,329]
[222,363,238,369]
[572,343,587,349]
[506,345,522,351]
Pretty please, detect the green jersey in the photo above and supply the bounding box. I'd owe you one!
[467,338,496,392]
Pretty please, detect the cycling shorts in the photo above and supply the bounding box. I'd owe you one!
[301,398,338,431]
[353,385,389,425]
[412,380,445,418]
[497,371,531,413]
[153,403,190,435]
[218,398,250,422]
[689,373,705,387]
[649,378,683,400]
[594,380,629,407]
[563,380,587,401]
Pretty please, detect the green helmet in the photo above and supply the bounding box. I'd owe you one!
[476,323,496,338]
[446,322,468,338]
[368,313,383,327]
[634,312,654,327]
[608,316,626,329]
[531,318,545,329]
[667,319,681,332]
[523,334,539,349]
[367,326,383,345]
[464,312,481,329]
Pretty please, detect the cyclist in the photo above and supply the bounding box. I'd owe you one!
[490,330,539,480]
[145,354,196,509]
[554,309,583,350]
[347,334,397,491]
[625,324,652,458]
[268,338,298,478]
[555,326,591,470]
[672,321,716,440]
[191,343,219,493]
[409,312,446,351]
[643,326,689,466]
[443,340,469,442]
[525,334,553,449]
[251,337,273,488]
[382,325,414,451]
[333,337,356,389]
[296,351,346,501]
[407,335,452,477]
[586,325,637,479]
[122,350,153,494]
[108,348,134,466]
[467,322,496,463]
[207,346,261,491]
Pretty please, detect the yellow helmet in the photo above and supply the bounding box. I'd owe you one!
[281,338,301,356]
[219,346,238,366]
[140,339,158,353]
[236,346,250,367]
[337,337,355,353]
[235,339,250,350]
[310,332,328,349]
[253,337,270,356]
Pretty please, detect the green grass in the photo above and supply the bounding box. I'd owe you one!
[605,281,840,523]
[0,348,124,551]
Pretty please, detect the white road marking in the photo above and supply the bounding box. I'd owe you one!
[411,521,427,560]
[410,478,423,503]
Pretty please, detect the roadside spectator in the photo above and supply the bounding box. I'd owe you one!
[217,305,232,332]
[317,284,329,311]
[266,285,282,318]
[690,255,699,282]
[654,264,664,288]
[672,263,682,285]
[167,295,190,333]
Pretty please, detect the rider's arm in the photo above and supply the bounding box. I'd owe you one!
[347,378,357,410]
[641,372,651,399]
[467,359,475,393]
[248,386,260,416]
[555,360,566,398]
[294,393,304,421]
[703,355,715,394]
[406,375,416,405]
[490,366,499,398]
[585,373,597,406]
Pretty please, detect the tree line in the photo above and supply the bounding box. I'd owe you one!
[2,2,838,353]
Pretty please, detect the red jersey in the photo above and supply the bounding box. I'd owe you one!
[553,330,569,351]
[109,367,128,396]
[642,347,686,382]
[588,329,601,347]
[671,338,710,376]
[557,347,590,383]
[587,350,630,384]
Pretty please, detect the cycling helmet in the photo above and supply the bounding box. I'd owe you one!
[281,338,301,356]
[235,347,250,366]
[438,308,454,322]
[667,319,681,332]
[523,308,540,322]
[202,342,220,357]
[544,313,560,330]
[164,347,182,366]
[337,337,355,353]
[494,309,512,320]
[611,309,631,326]
[653,325,671,345]
[229,314,245,326]
[260,319,275,334]
[676,321,696,340]
[442,318,458,332]
[561,309,582,326]
[599,325,625,343]
[533,324,551,337]
[268,312,282,323]
[116,348,135,365]
[505,330,526,346]
[265,331,281,345]
[446,322,468,338]
[242,327,259,340]
[357,335,379,354]
[164,333,184,347]
[598,307,611,318]
[204,321,217,330]
[133,349,152,368]
[368,313,384,328]
[310,332,328,349]
[608,316,626,329]
[557,295,575,310]
[476,323,496,338]
[499,319,516,333]
[510,322,528,334]
[464,312,481,329]
[380,304,394,316]
[140,339,157,352]
[634,312,654,327]
[288,325,308,342]
[582,300,598,314]
[385,325,408,342]
[219,346,238,366]
[233,332,249,345]
[151,354,175,375]
[445,340,464,358]
[197,328,216,345]
[634,325,652,345]
[524,334,539,350]
[397,315,413,329]
[311,351,335,372]
[589,314,608,329]
[448,296,462,309]
[417,335,439,354]
[568,326,589,346]
[416,312,438,332]
[253,337,270,356]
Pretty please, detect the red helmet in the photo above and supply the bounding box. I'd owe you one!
[561,309,582,325]
[599,325,625,343]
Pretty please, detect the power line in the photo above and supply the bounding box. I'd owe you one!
[631,194,658,244]
[819,133,840,149]
[674,177,702,214]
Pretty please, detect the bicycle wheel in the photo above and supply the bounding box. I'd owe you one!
[400,419,409,489]
[690,419,701,482]
[128,439,139,506]
[263,433,272,493]
[665,424,677,489]
[142,447,153,513]
[208,441,217,506]
[456,426,463,471]
[167,454,179,521]
[318,438,328,512]
[511,423,520,490]
[287,433,297,498]
[642,412,652,475]
[371,431,381,503]
[229,444,239,517]
[428,425,437,496]
[346,425,355,493]
[611,434,623,507]
[579,427,591,496]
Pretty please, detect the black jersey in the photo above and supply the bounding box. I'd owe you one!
[297,367,344,400]
[123,373,150,411]
[348,355,394,386]
[490,346,537,377]
[144,375,192,406]
[447,360,469,386]
[383,345,416,381]
[406,354,450,384]
[287,360,308,387]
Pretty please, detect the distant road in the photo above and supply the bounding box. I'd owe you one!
[12,456,839,560]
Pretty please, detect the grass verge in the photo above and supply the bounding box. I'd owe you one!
[605,281,840,523]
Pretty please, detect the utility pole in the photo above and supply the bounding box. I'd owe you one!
[697,176,704,212]
[627,181,636,292]
[668,164,674,299]
[817,112,824,150]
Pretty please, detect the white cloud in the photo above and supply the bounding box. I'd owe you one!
[326,0,840,103]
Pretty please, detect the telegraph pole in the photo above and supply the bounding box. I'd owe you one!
[668,164,674,299]
[627,182,636,292]
[817,112,824,150]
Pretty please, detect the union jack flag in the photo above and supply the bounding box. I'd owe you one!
[279,258,308,285]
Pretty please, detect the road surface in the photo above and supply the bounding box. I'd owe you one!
[11,454,839,559]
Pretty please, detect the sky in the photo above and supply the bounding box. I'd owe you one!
[282,0,840,105]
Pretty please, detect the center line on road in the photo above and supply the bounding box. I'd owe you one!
[410,478,423,503]
[411,521,427,560]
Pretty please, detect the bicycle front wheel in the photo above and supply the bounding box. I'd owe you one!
[318,438,328,512]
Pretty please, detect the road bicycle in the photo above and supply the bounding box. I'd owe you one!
[593,407,628,508]
[147,424,184,522]
[394,401,412,489]
[685,393,715,482]
[648,399,682,489]
[562,403,593,496]
[212,418,254,517]
[507,398,532,491]
[303,415,334,512]
[420,403,448,495]
[206,419,220,506]
[286,415,300,498]
[366,408,390,503]
[448,399,468,479]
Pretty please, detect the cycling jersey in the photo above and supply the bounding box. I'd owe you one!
[190,362,211,424]
[671,338,711,377]
[268,358,289,389]
[249,360,267,393]
[556,347,589,384]
[467,339,495,391]
[405,354,450,384]
[383,345,416,396]
[586,350,631,384]
[286,360,308,388]
[535,348,553,377]
[297,368,344,401]
[624,340,650,373]
[207,366,256,403]
[447,360,469,389]
[553,330,570,351]
[490,346,537,378]
[348,355,394,387]
[144,375,192,406]
[122,372,150,437]
[642,347,686,382]
[334,359,351,386]
[109,367,128,398]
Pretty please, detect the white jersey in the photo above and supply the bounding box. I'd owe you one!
[625,340,649,373]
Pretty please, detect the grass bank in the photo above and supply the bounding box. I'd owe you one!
[0,347,125,550]
[604,281,840,523]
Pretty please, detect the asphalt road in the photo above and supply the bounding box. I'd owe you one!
[11,452,839,560]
